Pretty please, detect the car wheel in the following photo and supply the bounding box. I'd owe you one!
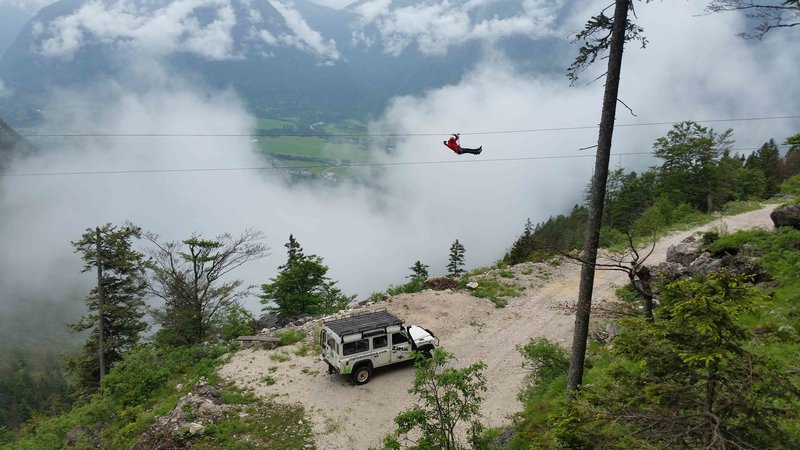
[352,365,372,385]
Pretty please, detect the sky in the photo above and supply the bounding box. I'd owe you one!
[1,0,799,320]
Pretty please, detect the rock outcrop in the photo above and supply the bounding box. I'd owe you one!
[132,379,226,450]
[770,204,800,230]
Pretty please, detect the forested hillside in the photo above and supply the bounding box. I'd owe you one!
[505,123,800,264]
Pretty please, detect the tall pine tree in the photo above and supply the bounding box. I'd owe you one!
[69,223,147,394]
[261,235,352,320]
[447,240,466,278]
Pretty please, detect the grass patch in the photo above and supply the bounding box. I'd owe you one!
[269,352,291,363]
[4,342,317,450]
[192,401,314,450]
[294,344,311,357]
[262,376,276,386]
[471,278,521,308]
[386,279,424,296]
[275,329,307,347]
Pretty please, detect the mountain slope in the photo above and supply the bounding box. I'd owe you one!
[219,204,779,450]
[0,116,33,168]
[0,0,571,123]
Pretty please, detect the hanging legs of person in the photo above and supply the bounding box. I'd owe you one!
[459,146,482,155]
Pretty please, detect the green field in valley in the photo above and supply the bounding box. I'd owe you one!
[251,117,373,178]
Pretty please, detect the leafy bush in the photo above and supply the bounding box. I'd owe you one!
[379,349,487,450]
[210,305,256,342]
[275,329,307,347]
[517,338,569,401]
[780,173,800,199]
[598,226,626,248]
[386,279,424,296]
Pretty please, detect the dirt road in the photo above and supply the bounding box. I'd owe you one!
[219,204,777,450]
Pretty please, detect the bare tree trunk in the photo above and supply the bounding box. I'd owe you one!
[566,0,631,392]
[95,227,106,381]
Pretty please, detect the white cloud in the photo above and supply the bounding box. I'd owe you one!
[37,0,240,60]
[305,0,356,9]
[0,79,11,97]
[352,0,561,56]
[31,0,341,62]
[267,0,341,61]
[0,0,52,14]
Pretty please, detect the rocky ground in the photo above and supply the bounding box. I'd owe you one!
[218,204,778,450]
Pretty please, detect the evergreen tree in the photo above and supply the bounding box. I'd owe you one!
[504,219,536,265]
[69,223,147,393]
[319,281,355,316]
[407,260,430,281]
[447,239,466,278]
[653,121,733,212]
[745,139,781,195]
[576,272,798,448]
[144,229,268,346]
[279,234,304,270]
[781,133,800,180]
[261,235,352,320]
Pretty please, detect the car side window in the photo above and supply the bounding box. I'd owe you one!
[392,332,408,345]
[343,339,369,356]
[373,335,388,349]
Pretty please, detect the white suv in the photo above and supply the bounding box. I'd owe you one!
[319,309,439,385]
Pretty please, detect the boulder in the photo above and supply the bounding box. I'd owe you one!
[666,241,702,266]
[64,426,91,447]
[651,261,687,282]
[186,422,205,436]
[257,313,280,330]
[770,204,800,230]
[687,252,723,275]
[466,281,479,289]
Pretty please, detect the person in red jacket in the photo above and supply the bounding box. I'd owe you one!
[443,133,482,155]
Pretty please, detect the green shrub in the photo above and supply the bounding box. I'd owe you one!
[386,279,424,296]
[517,338,569,402]
[275,329,307,347]
[471,279,520,308]
[780,173,800,199]
[599,226,626,248]
[211,305,257,342]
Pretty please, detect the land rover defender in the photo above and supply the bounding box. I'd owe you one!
[319,309,438,385]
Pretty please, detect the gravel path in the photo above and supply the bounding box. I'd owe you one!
[218,204,778,450]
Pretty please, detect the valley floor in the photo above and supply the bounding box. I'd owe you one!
[219,204,778,450]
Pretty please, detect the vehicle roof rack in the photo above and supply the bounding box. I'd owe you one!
[323,309,403,337]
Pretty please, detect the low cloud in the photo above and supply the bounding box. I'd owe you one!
[35,0,239,60]
[1,0,798,320]
[29,0,340,62]
[351,0,562,56]
[268,0,341,61]
[0,0,51,14]
[0,78,10,97]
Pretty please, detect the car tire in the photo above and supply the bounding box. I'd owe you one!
[352,365,372,385]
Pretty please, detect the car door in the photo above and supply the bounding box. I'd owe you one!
[390,331,411,363]
[370,335,391,368]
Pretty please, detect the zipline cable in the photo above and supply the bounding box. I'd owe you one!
[1,152,656,178]
[15,114,800,138]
